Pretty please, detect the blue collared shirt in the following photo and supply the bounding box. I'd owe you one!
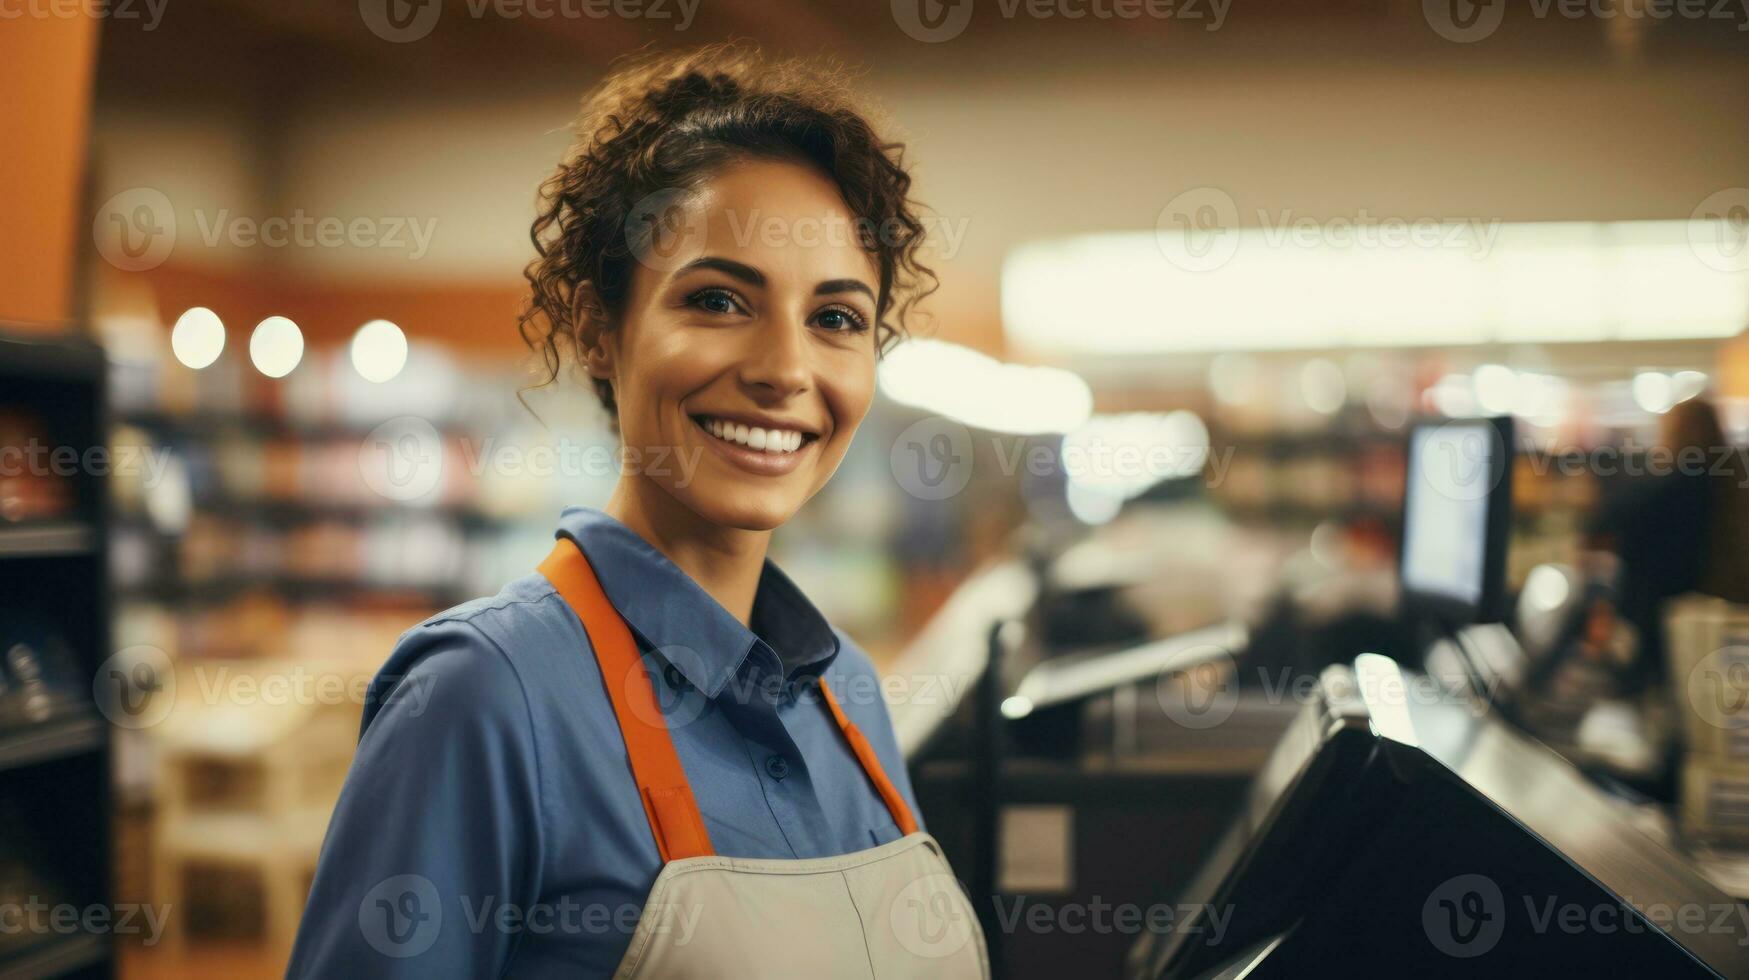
[287,506,922,978]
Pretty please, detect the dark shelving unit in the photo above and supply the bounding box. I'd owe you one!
[0,327,114,980]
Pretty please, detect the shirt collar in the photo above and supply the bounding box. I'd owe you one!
[554,506,841,698]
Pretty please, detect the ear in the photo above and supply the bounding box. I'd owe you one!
[570,285,615,382]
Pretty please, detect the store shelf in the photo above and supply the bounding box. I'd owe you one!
[118,574,472,607]
[0,329,114,978]
[0,714,107,774]
[177,497,505,526]
[119,408,468,442]
[0,932,110,980]
[0,329,106,385]
[0,521,98,560]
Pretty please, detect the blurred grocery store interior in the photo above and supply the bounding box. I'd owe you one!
[6,2,1749,978]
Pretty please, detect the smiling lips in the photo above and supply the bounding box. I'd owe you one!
[693,415,813,455]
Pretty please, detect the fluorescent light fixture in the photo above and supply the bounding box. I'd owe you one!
[1002,220,1749,354]
[879,338,1093,434]
[1060,410,1210,500]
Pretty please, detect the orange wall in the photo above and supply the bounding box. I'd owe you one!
[0,12,101,329]
[139,264,529,354]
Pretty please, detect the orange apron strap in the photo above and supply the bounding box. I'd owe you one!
[819,683,920,836]
[539,538,714,862]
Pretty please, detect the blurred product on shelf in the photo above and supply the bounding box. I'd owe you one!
[0,407,75,523]
[1668,595,1749,845]
[0,616,92,731]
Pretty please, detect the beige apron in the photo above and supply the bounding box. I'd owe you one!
[540,539,990,980]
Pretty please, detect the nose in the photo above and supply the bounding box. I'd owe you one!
[738,315,811,400]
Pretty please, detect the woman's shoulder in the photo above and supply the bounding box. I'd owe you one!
[360,571,575,734]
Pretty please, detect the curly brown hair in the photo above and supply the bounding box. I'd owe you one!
[518,41,937,421]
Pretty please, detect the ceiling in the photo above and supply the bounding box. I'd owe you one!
[95,0,1749,106]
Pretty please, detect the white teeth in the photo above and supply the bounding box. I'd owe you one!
[700,417,807,454]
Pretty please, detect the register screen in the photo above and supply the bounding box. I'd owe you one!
[1401,423,1492,609]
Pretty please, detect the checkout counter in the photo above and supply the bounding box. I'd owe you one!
[1131,653,1749,977]
[900,417,1749,978]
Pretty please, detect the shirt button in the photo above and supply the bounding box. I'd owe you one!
[766,755,790,780]
[663,664,685,690]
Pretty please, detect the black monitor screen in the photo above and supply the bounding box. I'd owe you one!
[1400,417,1512,624]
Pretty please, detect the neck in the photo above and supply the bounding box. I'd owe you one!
[603,477,770,628]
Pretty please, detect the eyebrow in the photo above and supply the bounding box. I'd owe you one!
[677,256,764,287]
[815,278,876,303]
[676,256,875,304]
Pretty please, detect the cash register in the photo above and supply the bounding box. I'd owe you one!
[1128,417,1749,978]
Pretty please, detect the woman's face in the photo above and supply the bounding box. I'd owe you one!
[591,158,882,532]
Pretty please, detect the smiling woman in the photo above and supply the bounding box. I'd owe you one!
[517,42,937,536]
[286,41,987,980]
